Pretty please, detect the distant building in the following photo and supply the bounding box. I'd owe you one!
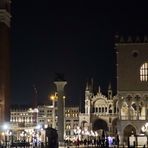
[0,0,11,122]
[37,105,57,127]
[9,104,79,140]
[65,106,79,138]
[9,105,39,143]
[10,105,38,128]
[37,105,79,139]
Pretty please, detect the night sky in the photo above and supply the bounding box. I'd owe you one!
[10,1,148,106]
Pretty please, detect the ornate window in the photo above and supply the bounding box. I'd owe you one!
[140,62,148,81]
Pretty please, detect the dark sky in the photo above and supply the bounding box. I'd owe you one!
[11,1,148,106]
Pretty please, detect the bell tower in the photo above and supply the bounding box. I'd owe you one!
[0,0,11,122]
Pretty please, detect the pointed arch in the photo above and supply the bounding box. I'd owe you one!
[123,124,136,144]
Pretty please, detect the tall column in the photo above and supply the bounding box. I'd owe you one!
[54,75,67,146]
[0,0,11,122]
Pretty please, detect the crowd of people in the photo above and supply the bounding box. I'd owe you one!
[65,135,119,147]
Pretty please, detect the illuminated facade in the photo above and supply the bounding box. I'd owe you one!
[9,106,45,145]
[10,106,38,127]
[115,36,148,145]
[37,105,57,127]
[65,107,79,138]
[79,82,118,138]
[0,0,11,122]
[78,37,148,146]
[10,105,79,139]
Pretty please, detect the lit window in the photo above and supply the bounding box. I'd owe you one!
[140,63,148,81]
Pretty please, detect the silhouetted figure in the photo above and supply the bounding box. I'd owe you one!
[101,130,105,147]
[116,134,119,148]
[106,138,109,148]
[45,127,58,148]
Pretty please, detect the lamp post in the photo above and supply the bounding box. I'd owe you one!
[49,92,58,129]
[2,123,10,147]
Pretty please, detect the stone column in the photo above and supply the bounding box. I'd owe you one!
[135,95,140,120]
[54,77,67,146]
[137,104,139,120]
[128,105,131,120]
[119,105,121,120]
[145,101,147,120]
[145,96,148,120]
[118,128,124,146]
[126,95,132,120]
[118,99,122,120]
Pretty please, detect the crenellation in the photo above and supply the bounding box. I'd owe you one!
[115,34,148,43]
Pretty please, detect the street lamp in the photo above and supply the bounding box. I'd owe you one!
[49,92,58,129]
[2,123,10,147]
[35,124,42,146]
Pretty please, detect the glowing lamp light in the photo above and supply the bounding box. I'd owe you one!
[3,123,9,130]
[44,124,48,129]
[50,95,55,101]
[36,124,41,130]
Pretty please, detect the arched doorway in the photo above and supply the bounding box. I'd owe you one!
[123,124,136,144]
[93,119,108,131]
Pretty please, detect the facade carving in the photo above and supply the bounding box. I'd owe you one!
[79,82,118,137]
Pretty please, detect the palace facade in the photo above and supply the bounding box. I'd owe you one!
[79,36,148,145]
